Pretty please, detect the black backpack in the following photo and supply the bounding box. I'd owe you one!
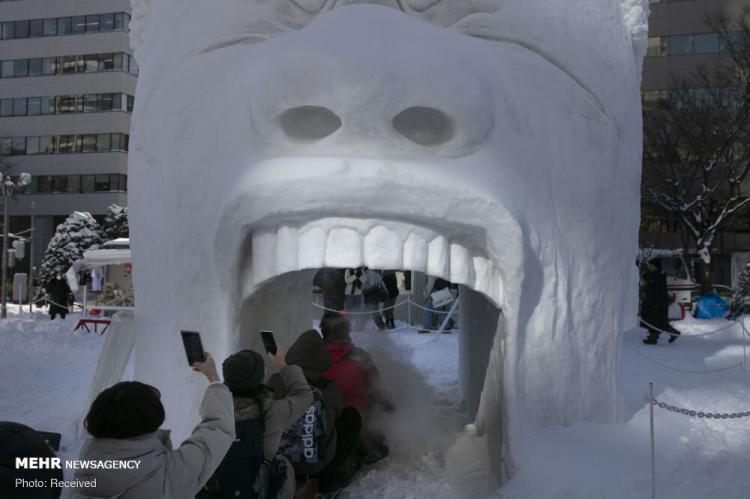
[198,417,267,499]
[278,379,330,466]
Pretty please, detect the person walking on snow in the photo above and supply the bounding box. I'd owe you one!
[641,258,679,344]
[382,271,400,330]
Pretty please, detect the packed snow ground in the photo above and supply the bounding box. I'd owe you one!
[2,308,750,498]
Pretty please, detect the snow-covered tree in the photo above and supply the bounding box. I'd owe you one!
[38,212,104,287]
[641,7,750,292]
[102,204,129,240]
[731,262,750,317]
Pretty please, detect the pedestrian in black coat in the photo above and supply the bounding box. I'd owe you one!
[382,271,400,330]
[640,259,676,344]
[313,268,347,313]
[46,274,72,320]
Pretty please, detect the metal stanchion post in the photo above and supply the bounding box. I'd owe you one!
[407,296,412,326]
[649,382,656,499]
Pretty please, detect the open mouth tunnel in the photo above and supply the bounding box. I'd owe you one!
[235,267,503,484]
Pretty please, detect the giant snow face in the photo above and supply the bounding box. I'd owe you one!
[127,0,648,481]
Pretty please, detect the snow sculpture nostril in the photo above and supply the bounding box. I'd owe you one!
[392,106,455,146]
[278,105,342,141]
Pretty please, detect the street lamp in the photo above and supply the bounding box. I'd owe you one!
[1,172,31,318]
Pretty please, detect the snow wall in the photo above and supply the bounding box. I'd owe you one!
[127,0,649,483]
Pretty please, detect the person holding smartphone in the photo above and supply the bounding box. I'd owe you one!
[72,351,235,499]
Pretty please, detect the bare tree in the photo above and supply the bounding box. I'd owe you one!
[642,7,750,293]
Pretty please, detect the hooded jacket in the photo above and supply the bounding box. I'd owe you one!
[324,340,371,417]
[72,383,235,499]
[269,330,343,476]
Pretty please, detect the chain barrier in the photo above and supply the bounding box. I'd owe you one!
[649,395,750,419]
[646,381,750,498]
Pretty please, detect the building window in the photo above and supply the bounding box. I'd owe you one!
[0,133,129,156]
[0,12,129,40]
[85,15,100,33]
[0,52,138,79]
[647,31,743,57]
[0,93,134,117]
[43,18,57,36]
[13,59,28,77]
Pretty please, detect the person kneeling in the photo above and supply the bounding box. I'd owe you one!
[269,330,362,496]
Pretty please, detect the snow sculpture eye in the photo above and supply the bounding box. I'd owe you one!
[278,106,342,141]
[392,106,454,146]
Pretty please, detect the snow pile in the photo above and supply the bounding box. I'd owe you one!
[0,308,106,469]
[2,314,750,497]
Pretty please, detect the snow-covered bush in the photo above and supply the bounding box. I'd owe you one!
[38,212,104,288]
[731,262,750,317]
[102,204,129,240]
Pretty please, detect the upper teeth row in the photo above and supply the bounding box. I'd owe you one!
[246,219,503,306]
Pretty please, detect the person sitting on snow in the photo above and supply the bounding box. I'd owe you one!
[320,313,393,465]
[268,329,362,495]
[205,347,313,499]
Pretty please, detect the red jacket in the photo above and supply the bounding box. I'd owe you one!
[324,340,371,417]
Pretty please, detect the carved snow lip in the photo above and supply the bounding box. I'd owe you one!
[213,156,526,311]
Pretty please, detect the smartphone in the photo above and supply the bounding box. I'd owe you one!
[180,330,206,365]
[260,330,277,355]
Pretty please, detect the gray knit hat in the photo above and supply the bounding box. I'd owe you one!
[222,350,265,394]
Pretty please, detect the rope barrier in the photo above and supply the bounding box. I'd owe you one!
[627,345,744,374]
[312,296,460,315]
[33,295,84,311]
[638,317,741,338]
[312,299,409,315]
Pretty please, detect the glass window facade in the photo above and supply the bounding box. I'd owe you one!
[1,13,130,40]
[0,133,129,156]
[0,53,138,79]
[28,174,127,194]
[0,93,133,117]
[647,31,743,57]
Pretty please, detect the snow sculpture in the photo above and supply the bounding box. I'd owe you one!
[127,0,649,481]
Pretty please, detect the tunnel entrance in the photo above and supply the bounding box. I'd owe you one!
[234,265,503,494]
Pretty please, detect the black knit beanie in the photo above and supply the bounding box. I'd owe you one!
[222,350,265,394]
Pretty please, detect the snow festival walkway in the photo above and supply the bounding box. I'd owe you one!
[2,310,750,498]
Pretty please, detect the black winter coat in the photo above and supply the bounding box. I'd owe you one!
[46,278,72,310]
[641,269,669,328]
[382,272,399,299]
[313,268,346,311]
[0,422,63,498]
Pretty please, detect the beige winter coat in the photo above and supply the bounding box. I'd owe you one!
[72,383,235,499]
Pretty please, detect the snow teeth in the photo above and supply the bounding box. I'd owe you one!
[244,219,502,306]
[364,225,402,269]
[251,230,277,285]
[402,233,428,272]
[298,227,326,269]
[276,226,299,274]
[450,243,474,286]
[472,256,494,296]
[427,236,450,279]
[325,228,362,268]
